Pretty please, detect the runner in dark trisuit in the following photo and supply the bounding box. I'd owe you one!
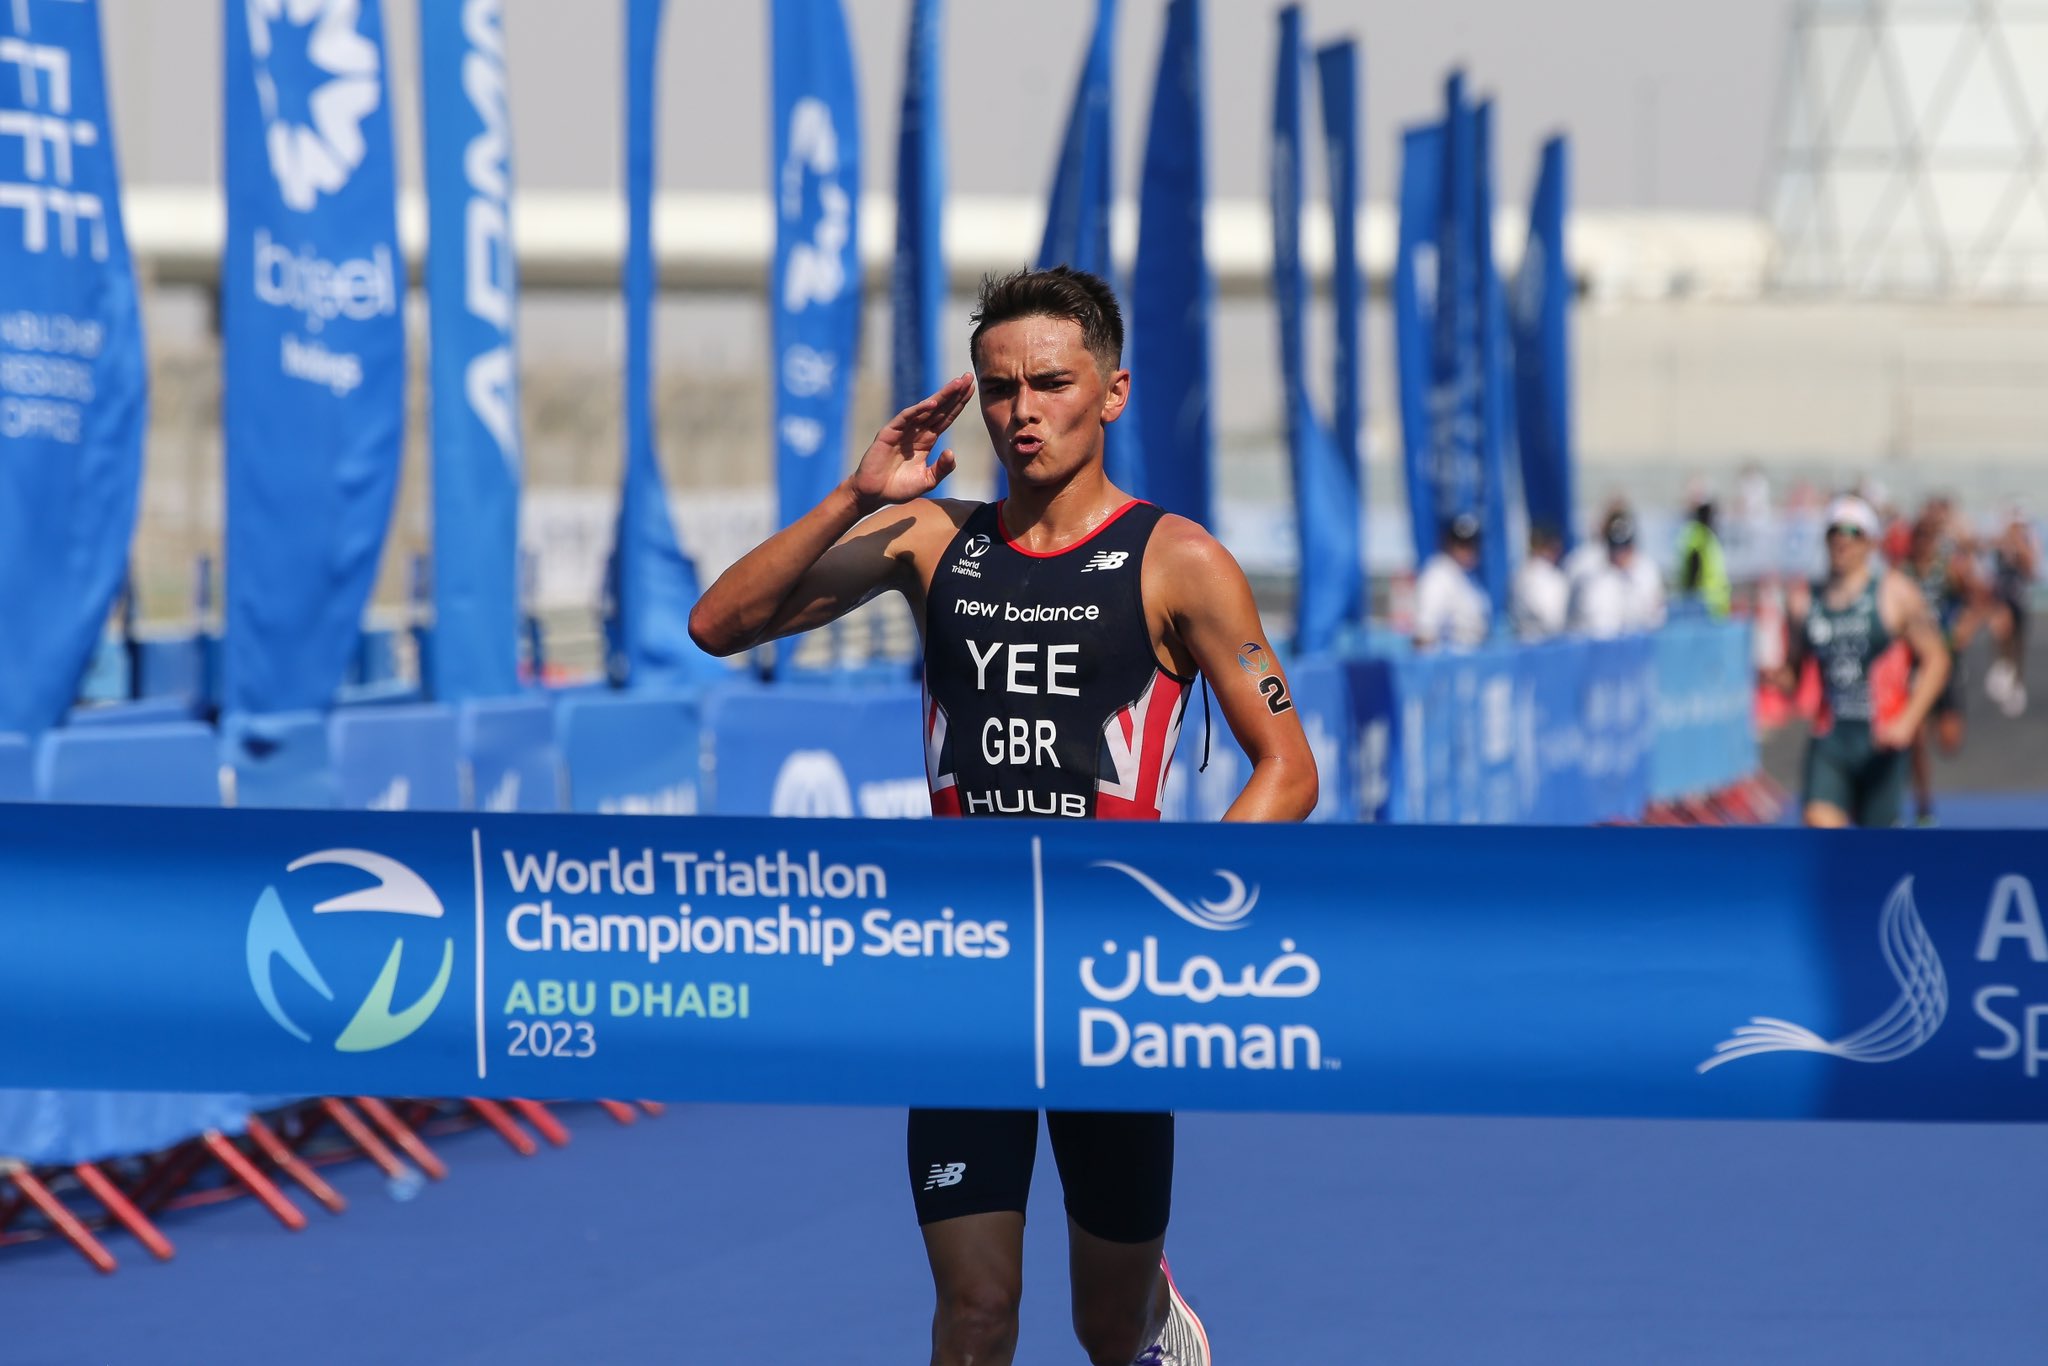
[1903,510,1974,825]
[1780,496,1950,829]
[692,268,1318,1365]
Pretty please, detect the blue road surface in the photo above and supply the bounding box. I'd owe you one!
[6,1103,2045,1365]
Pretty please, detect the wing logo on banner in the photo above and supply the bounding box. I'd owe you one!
[1091,860,1258,932]
[770,749,856,817]
[779,96,850,311]
[245,848,454,1053]
[247,0,383,212]
[1699,877,1947,1073]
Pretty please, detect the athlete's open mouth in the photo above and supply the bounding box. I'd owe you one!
[1010,434,1044,457]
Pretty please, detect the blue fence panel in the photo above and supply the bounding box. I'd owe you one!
[461,696,563,813]
[1288,658,1353,823]
[0,1090,252,1166]
[0,734,30,802]
[221,712,337,810]
[136,634,206,703]
[37,723,221,806]
[559,691,703,815]
[703,685,926,817]
[330,705,464,812]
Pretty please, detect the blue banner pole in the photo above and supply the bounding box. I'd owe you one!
[419,0,522,701]
[0,0,147,733]
[1316,36,1367,631]
[223,0,406,713]
[890,0,946,416]
[607,0,720,689]
[1393,122,1443,572]
[1514,134,1576,552]
[772,0,863,530]
[1131,0,1211,524]
[1473,98,1513,622]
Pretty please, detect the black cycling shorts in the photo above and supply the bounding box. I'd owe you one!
[907,1108,1173,1245]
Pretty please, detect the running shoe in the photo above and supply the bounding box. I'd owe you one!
[1135,1257,1211,1365]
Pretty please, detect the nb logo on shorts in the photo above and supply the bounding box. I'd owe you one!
[1080,551,1129,573]
[923,1162,966,1191]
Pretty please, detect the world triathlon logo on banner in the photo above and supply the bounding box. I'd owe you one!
[247,0,384,211]
[246,849,454,1052]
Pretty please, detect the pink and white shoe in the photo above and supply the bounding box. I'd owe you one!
[1135,1257,1211,1365]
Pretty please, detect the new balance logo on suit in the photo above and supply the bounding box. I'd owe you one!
[1080,551,1129,572]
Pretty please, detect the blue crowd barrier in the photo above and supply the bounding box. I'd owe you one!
[135,632,208,703]
[0,1090,251,1166]
[221,711,337,810]
[460,695,563,813]
[75,632,130,704]
[558,690,703,814]
[36,722,221,806]
[330,704,464,811]
[65,696,199,729]
[1652,617,1758,801]
[702,685,927,817]
[0,733,31,802]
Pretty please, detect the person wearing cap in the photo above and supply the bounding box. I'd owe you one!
[1414,513,1491,649]
[1776,494,1951,829]
[1677,496,1731,618]
[1512,524,1570,641]
[1569,510,1663,639]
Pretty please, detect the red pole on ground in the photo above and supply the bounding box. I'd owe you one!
[202,1131,306,1231]
[597,1100,640,1125]
[4,1167,117,1273]
[463,1098,538,1156]
[637,1101,667,1117]
[352,1098,449,1181]
[508,1099,570,1148]
[72,1163,174,1261]
[318,1098,412,1182]
[243,1114,346,1214]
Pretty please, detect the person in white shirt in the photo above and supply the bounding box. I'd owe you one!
[1512,524,1570,640]
[1414,513,1492,649]
[1570,510,1664,637]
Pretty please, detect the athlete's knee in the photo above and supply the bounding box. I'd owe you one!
[1072,1298,1160,1365]
[933,1280,1021,1360]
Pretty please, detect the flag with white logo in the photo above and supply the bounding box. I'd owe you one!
[1393,121,1442,570]
[419,0,522,701]
[1316,37,1367,615]
[1428,72,1484,561]
[0,0,147,733]
[890,0,944,416]
[1513,135,1575,553]
[772,0,861,529]
[223,0,407,713]
[1472,98,1515,619]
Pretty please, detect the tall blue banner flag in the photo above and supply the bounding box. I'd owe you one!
[420,0,521,701]
[772,0,862,530]
[1514,134,1576,551]
[1316,37,1367,627]
[1270,7,1352,656]
[223,0,407,713]
[1473,99,1512,618]
[1393,122,1442,570]
[891,0,944,415]
[0,0,146,733]
[1429,73,1483,554]
[1131,0,1211,524]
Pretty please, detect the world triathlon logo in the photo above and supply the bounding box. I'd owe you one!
[1092,861,1259,932]
[1699,876,1946,1072]
[246,849,453,1052]
[247,0,384,211]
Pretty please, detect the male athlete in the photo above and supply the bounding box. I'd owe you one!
[691,267,1319,1365]
[1778,495,1950,828]
[1902,507,1975,824]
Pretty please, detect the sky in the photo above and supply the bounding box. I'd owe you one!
[100,0,1797,211]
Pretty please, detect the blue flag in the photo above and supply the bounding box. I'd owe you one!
[1034,0,1136,495]
[1270,7,1354,656]
[1514,134,1576,551]
[1131,0,1211,525]
[772,0,862,530]
[419,0,521,701]
[1393,122,1442,570]
[0,0,146,733]
[1429,72,1483,554]
[223,0,407,713]
[1316,36,1367,626]
[608,0,718,688]
[891,0,945,415]
[1473,98,1513,618]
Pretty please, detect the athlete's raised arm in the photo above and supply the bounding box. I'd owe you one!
[1146,517,1319,822]
[688,374,974,656]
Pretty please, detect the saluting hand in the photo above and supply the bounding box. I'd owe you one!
[848,373,974,511]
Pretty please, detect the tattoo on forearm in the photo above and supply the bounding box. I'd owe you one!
[1238,642,1294,715]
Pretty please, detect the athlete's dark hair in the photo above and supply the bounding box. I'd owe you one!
[968,266,1124,372]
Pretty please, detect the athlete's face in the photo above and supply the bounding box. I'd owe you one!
[973,317,1129,488]
[1827,523,1871,577]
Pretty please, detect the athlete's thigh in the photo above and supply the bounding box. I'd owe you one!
[908,1107,1039,1227]
[1855,747,1909,829]
[1802,736,1855,824]
[1045,1109,1174,1244]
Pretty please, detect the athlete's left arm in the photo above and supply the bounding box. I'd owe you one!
[1878,571,1951,750]
[1147,518,1319,822]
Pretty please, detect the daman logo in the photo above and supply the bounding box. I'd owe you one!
[1699,876,1945,1073]
[248,0,385,212]
[1092,861,1258,931]
[246,849,454,1052]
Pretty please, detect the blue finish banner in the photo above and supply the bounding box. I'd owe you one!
[889,0,944,416]
[772,0,861,529]
[1429,74,1482,547]
[3,804,2047,1123]
[1131,0,1211,526]
[1393,122,1441,569]
[223,0,406,714]
[1316,38,1366,604]
[1270,7,1354,655]
[607,0,717,689]
[419,0,521,701]
[1472,99,1513,616]
[0,0,146,733]
[1513,134,1575,551]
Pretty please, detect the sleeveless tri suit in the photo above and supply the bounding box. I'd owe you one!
[1801,575,1908,827]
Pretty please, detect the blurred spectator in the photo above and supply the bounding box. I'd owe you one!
[1676,495,1730,618]
[1985,502,2038,718]
[1570,510,1665,638]
[1513,524,1569,640]
[1414,513,1491,650]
